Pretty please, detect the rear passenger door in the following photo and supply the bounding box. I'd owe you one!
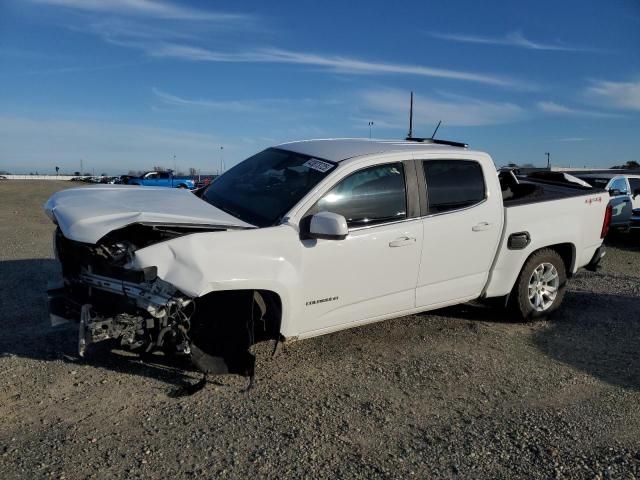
[415,158,502,308]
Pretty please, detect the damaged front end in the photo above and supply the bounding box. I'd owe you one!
[48,225,268,379]
[49,226,196,356]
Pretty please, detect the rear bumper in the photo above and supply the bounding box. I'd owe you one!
[630,209,640,230]
[584,246,606,272]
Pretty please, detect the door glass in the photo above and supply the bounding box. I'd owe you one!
[423,160,485,214]
[311,163,407,227]
[629,178,640,196]
[610,177,628,194]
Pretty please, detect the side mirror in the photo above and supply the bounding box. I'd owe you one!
[308,212,348,240]
[609,188,621,197]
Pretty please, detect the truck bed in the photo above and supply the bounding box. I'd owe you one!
[485,176,607,299]
[502,177,601,208]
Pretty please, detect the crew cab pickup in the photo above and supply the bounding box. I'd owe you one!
[45,139,610,377]
[127,170,195,189]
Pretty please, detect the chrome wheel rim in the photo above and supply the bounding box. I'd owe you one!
[528,262,559,312]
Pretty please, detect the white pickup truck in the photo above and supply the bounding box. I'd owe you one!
[45,139,610,377]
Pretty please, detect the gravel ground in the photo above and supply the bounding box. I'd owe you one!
[1,180,639,479]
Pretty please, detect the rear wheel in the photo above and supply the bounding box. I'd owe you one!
[509,248,567,321]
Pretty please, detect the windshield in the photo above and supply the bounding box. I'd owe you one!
[203,148,337,227]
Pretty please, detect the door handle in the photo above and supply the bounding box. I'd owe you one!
[389,236,416,247]
[472,222,492,232]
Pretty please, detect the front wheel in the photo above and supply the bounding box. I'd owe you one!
[509,248,567,321]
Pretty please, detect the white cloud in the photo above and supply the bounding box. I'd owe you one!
[430,30,602,53]
[34,2,523,88]
[585,79,640,111]
[152,88,270,113]
[28,0,251,21]
[151,88,341,115]
[536,101,619,118]
[144,43,519,87]
[558,137,587,142]
[360,89,525,127]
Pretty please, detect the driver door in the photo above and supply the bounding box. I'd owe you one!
[296,160,423,336]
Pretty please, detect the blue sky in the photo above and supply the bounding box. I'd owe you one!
[1,0,639,174]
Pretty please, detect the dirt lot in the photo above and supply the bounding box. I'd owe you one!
[1,180,639,479]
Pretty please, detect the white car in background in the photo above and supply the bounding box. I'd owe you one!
[575,173,640,231]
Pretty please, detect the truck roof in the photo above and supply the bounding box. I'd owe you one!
[276,138,481,163]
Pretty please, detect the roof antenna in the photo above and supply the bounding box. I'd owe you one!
[407,91,414,139]
[431,120,442,139]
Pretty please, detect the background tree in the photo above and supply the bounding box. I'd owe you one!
[188,167,197,176]
[612,160,640,169]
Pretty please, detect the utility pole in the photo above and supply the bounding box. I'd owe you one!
[545,152,551,169]
[220,146,225,173]
[80,159,83,175]
[368,121,374,139]
[173,154,177,173]
[407,91,414,139]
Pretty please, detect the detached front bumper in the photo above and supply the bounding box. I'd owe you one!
[47,270,193,357]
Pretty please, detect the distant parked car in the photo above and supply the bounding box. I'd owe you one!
[575,174,635,232]
[628,175,640,235]
[127,170,195,189]
[114,175,131,185]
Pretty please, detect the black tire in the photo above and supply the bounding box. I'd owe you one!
[509,248,567,322]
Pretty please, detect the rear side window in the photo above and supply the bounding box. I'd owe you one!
[629,178,640,194]
[311,163,407,228]
[423,160,485,214]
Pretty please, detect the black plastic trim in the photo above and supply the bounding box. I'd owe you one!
[585,246,606,272]
[403,159,421,219]
[507,232,531,250]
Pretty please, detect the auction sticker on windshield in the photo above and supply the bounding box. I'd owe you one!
[303,158,334,173]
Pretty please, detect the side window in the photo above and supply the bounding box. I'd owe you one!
[145,172,158,179]
[609,177,628,194]
[159,172,171,179]
[629,178,640,195]
[311,163,407,228]
[423,160,485,214]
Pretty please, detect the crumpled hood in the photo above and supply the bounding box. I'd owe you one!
[44,185,255,244]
